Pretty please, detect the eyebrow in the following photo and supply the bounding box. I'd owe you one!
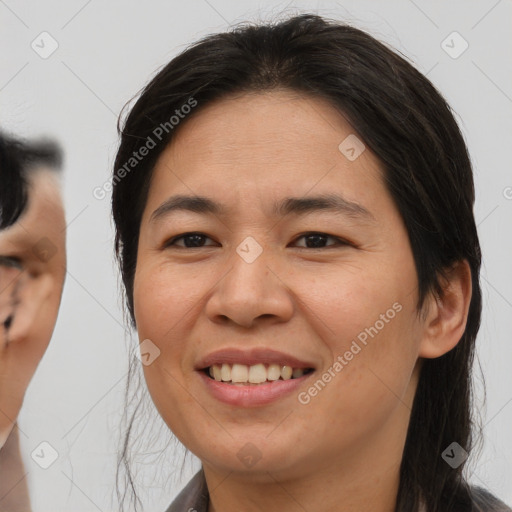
[150,193,376,223]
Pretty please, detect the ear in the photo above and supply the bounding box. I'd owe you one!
[2,271,54,347]
[418,260,472,359]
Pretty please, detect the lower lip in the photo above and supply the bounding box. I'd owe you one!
[198,370,314,407]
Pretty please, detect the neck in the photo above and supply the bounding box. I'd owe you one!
[205,462,400,512]
[203,416,408,512]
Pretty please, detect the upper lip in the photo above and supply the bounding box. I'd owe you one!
[196,348,316,370]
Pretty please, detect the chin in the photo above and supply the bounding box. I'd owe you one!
[196,438,303,476]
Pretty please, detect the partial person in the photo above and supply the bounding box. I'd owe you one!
[0,132,66,511]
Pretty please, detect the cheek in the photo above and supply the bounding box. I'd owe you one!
[297,312,419,458]
[299,262,420,410]
[133,266,192,429]
[133,261,210,400]
[133,262,198,338]
[302,261,413,345]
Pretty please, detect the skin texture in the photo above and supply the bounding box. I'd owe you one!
[0,168,66,449]
[133,91,472,512]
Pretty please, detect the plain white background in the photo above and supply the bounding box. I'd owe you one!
[1,0,511,510]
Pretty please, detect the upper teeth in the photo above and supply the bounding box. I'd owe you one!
[208,363,307,384]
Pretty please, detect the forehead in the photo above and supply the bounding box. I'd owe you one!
[146,91,386,215]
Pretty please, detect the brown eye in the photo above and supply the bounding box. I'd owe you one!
[293,232,349,249]
[165,232,218,248]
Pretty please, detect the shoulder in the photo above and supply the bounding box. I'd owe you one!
[164,469,209,512]
[469,486,512,512]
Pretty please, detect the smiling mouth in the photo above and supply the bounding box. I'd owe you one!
[203,363,314,385]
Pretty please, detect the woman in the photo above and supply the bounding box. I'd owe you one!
[111,14,511,512]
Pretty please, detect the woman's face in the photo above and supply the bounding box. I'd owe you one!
[133,91,429,480]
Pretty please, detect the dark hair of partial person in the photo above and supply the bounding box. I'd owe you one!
[0,130,63,230]
[111,13,509,512]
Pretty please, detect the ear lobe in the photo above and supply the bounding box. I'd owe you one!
[418,260,473,359]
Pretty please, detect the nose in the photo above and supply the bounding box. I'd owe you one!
[205,246,294,329]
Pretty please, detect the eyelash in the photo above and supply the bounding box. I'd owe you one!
[163,232,351,250]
